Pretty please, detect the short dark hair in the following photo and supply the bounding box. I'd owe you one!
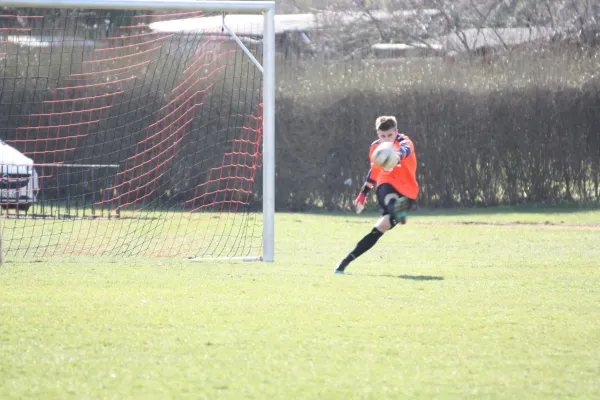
[375,116,397,131]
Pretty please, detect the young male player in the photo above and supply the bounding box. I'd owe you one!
[335,116,419,274]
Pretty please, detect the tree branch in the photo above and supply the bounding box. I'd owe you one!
[432,0,471,52]
[469,0,509,51]
[352,0,388,42]
[543,0,557,33]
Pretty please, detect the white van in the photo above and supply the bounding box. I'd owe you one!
[0,140,39,212]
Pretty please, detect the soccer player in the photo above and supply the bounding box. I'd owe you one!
[335,116,419,274]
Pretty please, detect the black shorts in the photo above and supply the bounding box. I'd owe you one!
[376,183,416,216]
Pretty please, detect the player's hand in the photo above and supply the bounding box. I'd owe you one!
[355,193,367,214]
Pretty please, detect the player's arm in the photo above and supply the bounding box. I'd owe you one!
[354,143,382,214]
[355,169,378,214]
[396,138,413,161]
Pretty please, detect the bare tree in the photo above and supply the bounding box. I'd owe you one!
[294,0,600,60]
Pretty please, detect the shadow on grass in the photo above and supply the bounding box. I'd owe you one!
[399,274,444,281]
[373,274,444,281]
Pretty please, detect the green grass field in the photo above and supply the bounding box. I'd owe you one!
[1,207,599,399]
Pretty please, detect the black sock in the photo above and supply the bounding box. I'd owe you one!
[344,227,384,263]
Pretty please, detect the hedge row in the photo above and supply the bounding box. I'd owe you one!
[274,81,600,210]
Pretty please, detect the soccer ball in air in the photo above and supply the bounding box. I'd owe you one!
[372,142,398,170]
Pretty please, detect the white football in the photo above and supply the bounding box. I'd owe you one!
[372,142,398,169]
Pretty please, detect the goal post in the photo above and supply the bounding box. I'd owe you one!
[0,0,276,262]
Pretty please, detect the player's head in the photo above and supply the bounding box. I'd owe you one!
[375,116,398,143]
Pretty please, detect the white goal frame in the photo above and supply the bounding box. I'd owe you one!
[0,0,276,262]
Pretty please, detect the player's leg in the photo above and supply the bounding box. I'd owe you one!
[334,185,398,274]
[381,185,414,225]
[392,196,410,225]
[334,215,393,274]
[395,196,416,224]
[376,183,413,226]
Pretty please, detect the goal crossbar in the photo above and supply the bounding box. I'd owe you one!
[0,0,275,12]
[0,0,276,262]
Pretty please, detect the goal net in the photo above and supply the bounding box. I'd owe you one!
[0,0,275,261]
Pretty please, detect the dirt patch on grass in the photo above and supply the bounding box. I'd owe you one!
[412,221,600,229]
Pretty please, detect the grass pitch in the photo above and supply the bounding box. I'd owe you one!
[1,207,599,399]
